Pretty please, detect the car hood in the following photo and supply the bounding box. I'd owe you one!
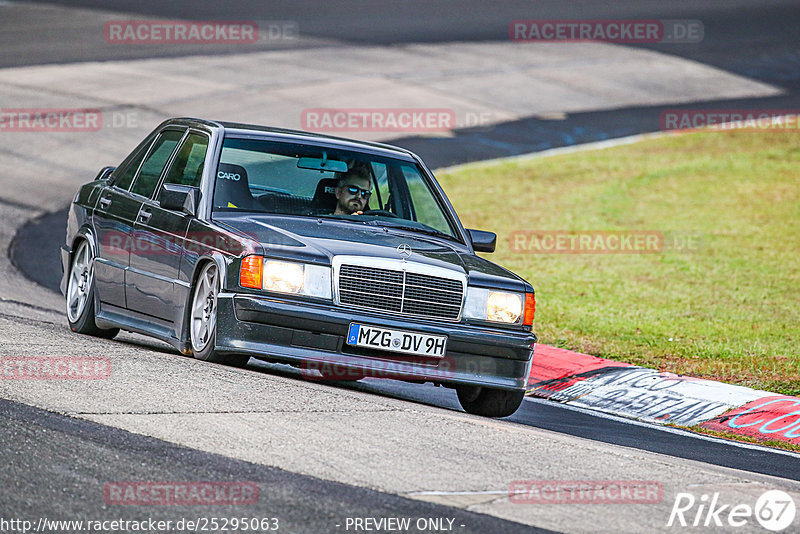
[214,214,529,292]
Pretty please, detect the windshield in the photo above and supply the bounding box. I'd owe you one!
[212,137,459,239]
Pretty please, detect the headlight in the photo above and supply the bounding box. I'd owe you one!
[264,260,304,293]
[240,257,332,299]
[487,291,523,323]
[464,287,524,324]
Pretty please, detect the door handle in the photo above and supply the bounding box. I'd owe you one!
[138,210,152,223]
[99,197,112,208]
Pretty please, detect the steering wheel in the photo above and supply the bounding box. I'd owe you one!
[360,209,400,218]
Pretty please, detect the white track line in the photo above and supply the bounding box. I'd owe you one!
[436,131,677,173]
[438,115,800,173]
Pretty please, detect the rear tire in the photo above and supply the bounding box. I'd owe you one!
[189,262,249,367]
[66,240,119,339]
[456,385,525,418]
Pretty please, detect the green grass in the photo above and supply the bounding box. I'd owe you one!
[437,130,800,395]
[685,425,800,454]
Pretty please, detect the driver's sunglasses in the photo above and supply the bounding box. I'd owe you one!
[346,185,372,199]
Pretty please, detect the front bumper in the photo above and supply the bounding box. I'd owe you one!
[216,293,537,391]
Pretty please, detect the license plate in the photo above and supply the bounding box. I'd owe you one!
[346,323,447,358]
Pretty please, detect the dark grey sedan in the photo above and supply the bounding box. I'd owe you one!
[62,118,536,417]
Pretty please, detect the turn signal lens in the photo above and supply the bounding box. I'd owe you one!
[240,256,264,289]
[523,292,536,326]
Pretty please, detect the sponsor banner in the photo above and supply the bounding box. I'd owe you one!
[528,366,629,402]
[528,344,633,385]
[700,396,800,445]
[510,480,662,504]
[528,346,773,426]
[560,368,770,425]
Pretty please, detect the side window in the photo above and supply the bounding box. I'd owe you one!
[401,165,452,235]
[130,130,184,198]
[162,133,209,188]
[112,144,149,191]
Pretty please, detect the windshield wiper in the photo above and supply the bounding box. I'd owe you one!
[365,220,456,241]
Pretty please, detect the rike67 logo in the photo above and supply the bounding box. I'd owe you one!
[668,490,796,531]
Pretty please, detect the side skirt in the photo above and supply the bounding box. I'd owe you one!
[96,303,184,352]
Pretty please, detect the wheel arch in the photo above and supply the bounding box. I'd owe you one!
[69,227,97,263]
[189,252,229,292]
[65,228,98,309]
[179,253,230,354]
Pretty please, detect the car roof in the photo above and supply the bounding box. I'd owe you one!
[165,117,418,161]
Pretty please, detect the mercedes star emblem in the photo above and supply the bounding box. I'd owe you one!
[397,244,412,259]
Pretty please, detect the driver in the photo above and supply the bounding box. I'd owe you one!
[333,167,372,215]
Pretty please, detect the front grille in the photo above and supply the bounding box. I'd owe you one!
[338,264,464,320]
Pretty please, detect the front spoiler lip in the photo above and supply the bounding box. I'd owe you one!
[215,293,535,391]
[218,341,531,390]
[227,292,537,358]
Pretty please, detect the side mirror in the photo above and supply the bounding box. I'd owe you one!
[159,184,201,216]
[467,229,496,253]
[94,166,116,181]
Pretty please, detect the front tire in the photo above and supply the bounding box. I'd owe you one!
[66,240,118,339]
[189,262,249,367]
[456,385,525,418]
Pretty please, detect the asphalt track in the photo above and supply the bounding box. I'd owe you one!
[10,1,800,162]
[259,365,800,482]
[3,1,800,531]
[14,0,800,92]
[0,397,548,533]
